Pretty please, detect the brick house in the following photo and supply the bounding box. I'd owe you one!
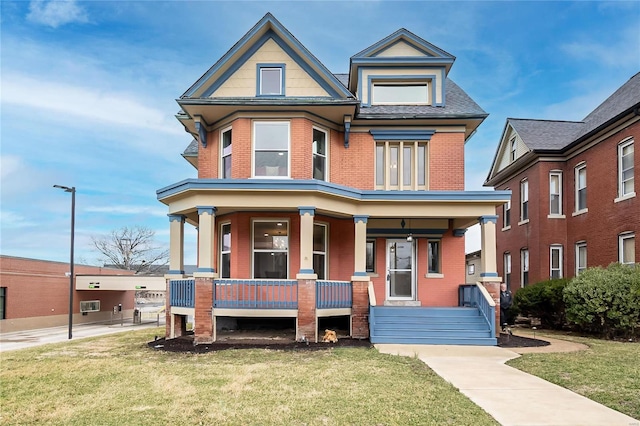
[485,73,639,291]
[158,14,509,345]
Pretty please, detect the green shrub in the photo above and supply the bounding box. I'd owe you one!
[512,278,569,329]
[564,263,640,338]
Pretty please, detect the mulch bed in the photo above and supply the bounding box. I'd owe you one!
[148,332,549,353]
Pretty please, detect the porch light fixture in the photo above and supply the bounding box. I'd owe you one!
[406,233,413,242]
[53,184,76,340]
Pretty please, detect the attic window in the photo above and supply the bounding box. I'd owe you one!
[372,82,428,105]
[258,64,285,96]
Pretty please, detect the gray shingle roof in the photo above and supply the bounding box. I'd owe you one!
[333,73,349,89]
[182,139,198,156]
[512,72,640,152]
[358,78,487,118]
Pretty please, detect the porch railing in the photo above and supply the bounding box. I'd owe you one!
[169,279,195,308]
[214,279,298,309]
[459,283,496,337]
[316,280,352,309]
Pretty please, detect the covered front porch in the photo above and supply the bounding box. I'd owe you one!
[157,179,510,344]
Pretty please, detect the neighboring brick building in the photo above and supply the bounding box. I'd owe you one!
[485,73,639,290]
[158,14,509,345]
[0,256,136,332]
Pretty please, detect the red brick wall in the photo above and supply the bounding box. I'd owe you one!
[429,132,465,190]
[0,256,135,320]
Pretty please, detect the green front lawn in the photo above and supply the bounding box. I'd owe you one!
[1,328,497,425]
[507,332,640,419]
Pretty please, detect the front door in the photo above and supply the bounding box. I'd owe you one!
[386,239,415,300]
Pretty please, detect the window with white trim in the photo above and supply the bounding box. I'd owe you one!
[550,245,563,279]
[549,171,562,216]
[253,221,288,279]
[428,240,441,274]
[575,164,587,212]
[221,127,232,179]
[258,65,284,96]
[376,141,427,190]
[253,121,289,177]
[503,195,511,228]
[504,253,511,289]
[313,223,327,279]
[619,233,635,265]
[520,179,529,222]
[521,249,529,287]
[220,223,231,278]
[467,263,475,275]
[510,137,517,162]
[576,242,587,275]
[312,128,327,181]
[618,139,634,198]
[80,300,100,313]
[372,82,429,105]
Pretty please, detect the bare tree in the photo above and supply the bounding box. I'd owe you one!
[91,226,169,274]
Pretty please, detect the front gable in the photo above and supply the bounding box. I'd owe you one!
[485,121,531,184]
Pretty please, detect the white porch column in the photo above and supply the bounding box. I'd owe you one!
[297,206,317,279]
[478,215,501,281]
[195,206,217,277]
[352,215,369,280]
[168,214,185,275]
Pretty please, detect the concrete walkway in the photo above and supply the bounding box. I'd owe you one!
[376,342,639,426]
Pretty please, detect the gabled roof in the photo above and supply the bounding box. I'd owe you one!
[181,13,353,100]
[485,72,640,186]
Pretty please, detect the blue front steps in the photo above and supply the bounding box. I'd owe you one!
[370,306,497,346]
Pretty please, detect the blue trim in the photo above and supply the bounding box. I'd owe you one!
[158,179,512,203]
[351,28,455,60]
[197,29,349,99]
[168,270,185,275]
[256,63,286,97]
[168,214,185,223]
[197,206,217,215]
[453,229,467,237]
[480,272,499,277]
[368,228,446,236]
[351,57,455,66]
[197,267,216,273]
[298,206,316,216]
[370,129,435,141]
[366,74,439,107]
[353,215,369,224]
[298,269,314,274]
[479,215,499,225]
[353,271,368,277]
[195,121,207,148]
[370,39,435,58]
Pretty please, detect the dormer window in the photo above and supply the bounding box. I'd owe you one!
[257,64,285,96]
[372,82,429,105]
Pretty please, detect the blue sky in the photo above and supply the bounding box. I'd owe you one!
[1,0,639,265]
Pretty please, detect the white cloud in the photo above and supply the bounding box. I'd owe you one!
[84,205,168,217]
[560,26,640,69]
[0,210,38,228]
[27,0,88,28]
[2,74,182,136]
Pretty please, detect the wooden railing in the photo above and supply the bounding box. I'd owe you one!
[459,283,496,337]
[316,280,352,309]
[214,279,298,309]
[169,279,195,308]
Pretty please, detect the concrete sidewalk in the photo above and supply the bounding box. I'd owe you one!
[0,320,164,352]
[376,343,639,426]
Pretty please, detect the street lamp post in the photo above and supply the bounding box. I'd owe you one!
[54,185,76,340]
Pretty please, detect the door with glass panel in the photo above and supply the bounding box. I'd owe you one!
[386,239,415,300]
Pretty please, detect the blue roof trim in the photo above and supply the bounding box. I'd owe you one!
[370,129,435,141]
[370,39,435,58]
[351,28,455,60]
[256,63,286,97]
[157,179,512,203]
[185,14,352,99]
[351,57,454,66]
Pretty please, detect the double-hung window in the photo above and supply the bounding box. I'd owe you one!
[575,242,587,275]
[619,233,635,265]
[221,127,232,178]
[258,64,284,96]
[549,171,562,216]
[428,240,441,274]
[575,164,587,212]
[313,224,327,279]
[376,141,427,190]
[312,128,327,181]
[510,137,517,162]
[254,121,289,177]
[618,139,634,198]
[504,253,511,289]
[550,245,563,279]
[253,221,288,279]
[520,179,529,222]
[503,195,511,228]
[220,223,231,278]
[520,249,529,287]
